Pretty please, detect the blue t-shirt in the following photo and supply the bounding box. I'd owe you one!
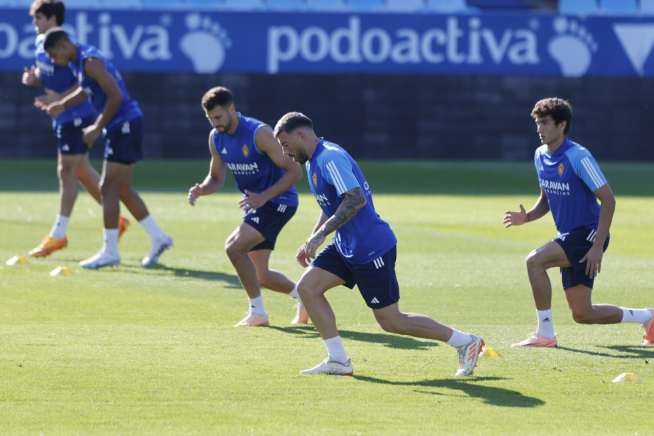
[307,139,396,264]
[34,34,95,125]
[535,138,608,234]
[212,114,298,207]
[69,43,142,131]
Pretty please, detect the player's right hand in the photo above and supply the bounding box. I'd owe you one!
[35,89,61,107]
[296,244,311,268]
[188,183,203,206]
[503,203,528,228]
[21,66,37,85]
[44,102,65,118]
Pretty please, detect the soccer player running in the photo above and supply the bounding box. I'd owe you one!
[39,28,172,269]
[274,112,484,376]
[22,0,129,257]
[188,87,306,326]
[505,98,654,347]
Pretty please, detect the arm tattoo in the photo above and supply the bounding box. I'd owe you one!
[318,187,366,238]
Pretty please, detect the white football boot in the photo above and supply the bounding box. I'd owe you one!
[454,334,485,376]
[300,357,353,375]
[142,236,173,267]
[80,251,120,269]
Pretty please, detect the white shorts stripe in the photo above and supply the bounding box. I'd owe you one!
[326,161,348,194]
[587,230,597,242]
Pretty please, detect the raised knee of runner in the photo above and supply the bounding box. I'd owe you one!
[224,240,246,261]
[296,280,318,300]
[57,162,77,182]
[525,250,545,274]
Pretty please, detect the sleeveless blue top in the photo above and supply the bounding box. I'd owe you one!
[212,114,298,207]
[69,43,142,131]
[35,34,95,125]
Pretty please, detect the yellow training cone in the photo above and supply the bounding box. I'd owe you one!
[6,255,28,266]
[50,266,72,277]
[480,347,500,357]
[612,373,643,383]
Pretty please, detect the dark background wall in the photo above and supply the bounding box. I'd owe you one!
[1,71,653,161]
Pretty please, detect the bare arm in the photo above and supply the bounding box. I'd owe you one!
[581,184,615,278]
[35,83,80,108]
[504,188,550,228]
[82,57,123,131]
[297,211,329,267]
[238,126,303,212]
[188,131,227,206]
[303,187,367,259]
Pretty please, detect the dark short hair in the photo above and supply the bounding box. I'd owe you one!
[201,86,234,111]
[273,112,313,137]
[30,0,65,26]
[43,27,70,50]
[531,98,572,135]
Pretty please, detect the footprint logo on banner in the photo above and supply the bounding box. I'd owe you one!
[548,17,597,78]
[180,13,232,74]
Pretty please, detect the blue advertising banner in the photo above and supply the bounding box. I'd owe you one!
[1,9,654,77]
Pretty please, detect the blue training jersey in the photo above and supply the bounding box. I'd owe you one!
[212,114,298,207]
[307,139,397,264]
[69,43,142,131]
[35,34,95,125]
[535,138,608,234]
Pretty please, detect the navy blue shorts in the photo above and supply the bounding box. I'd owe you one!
[553,227,610,290]
[104,116,144,164]
[311,243,400,309]
[55,115,95,155]
[244,201,297,251]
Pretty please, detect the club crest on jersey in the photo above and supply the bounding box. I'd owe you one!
[242,144,249,158]
[312,173,318,187]
[558,162,564,176]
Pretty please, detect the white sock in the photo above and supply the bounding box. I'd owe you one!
[49,214,69,239]
[288,283,303,305]
[248,296,267,316]
[446,329,473,348]
[620,308,653,324]
[537,309,556,339]
[102,228,119,256]
[324,336,348,363]
[138,214,167,241]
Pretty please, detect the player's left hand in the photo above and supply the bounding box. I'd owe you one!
[580,245,603,279]
[44,102,65,118]
[82,124,102,147]
[239,189,268,214]
[34,89,62,107]
[296,244,311,268]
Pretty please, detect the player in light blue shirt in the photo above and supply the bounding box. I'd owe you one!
[274,112,485,376]
[21,0,120,259]
[504,98,654,347]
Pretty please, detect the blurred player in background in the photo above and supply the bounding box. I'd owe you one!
[274,112,485,376]
[22,0,129,258]
[188,87,305,326]
[504,98,654,347]
[39,28,172,269]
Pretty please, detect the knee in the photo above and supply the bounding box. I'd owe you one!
[525,251,544,273]
[224,240,245,261]
[571,308,593,324]
[57,164,76,181]
[296,280,319,301]
[257,271,272,289]
[378,318,399,334]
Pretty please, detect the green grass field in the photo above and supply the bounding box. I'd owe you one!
[1,159,653,435]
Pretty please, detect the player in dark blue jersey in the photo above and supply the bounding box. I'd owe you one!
[274,112,485,376]
[188,87,305,326]
[504,98,654,347]
[39,28,172,270]
[22,0,129,258]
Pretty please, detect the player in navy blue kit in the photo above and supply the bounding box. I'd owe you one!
[40,28,172,269]
[274,112,485,376]
[22,0,129,258]
[188,87,305,326]
[505,98,654,347]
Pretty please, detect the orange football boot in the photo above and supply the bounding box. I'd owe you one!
[29,236,68,257]
[118,216,130,240]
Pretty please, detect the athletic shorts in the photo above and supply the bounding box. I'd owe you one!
[311,243,400,309]
[244,201,297,251]
[54,115,95,155]
[104,116,144,164]
[553,227,610,290]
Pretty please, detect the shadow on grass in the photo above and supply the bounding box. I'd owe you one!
[354,375,545,408]
[269,325,438,350]
[75,261,242,288]
[558,345,654,359]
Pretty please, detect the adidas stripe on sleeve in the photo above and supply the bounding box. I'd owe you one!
[322,153,360,196]
[567,147,607,192]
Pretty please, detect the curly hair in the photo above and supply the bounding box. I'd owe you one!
[531,98,572,135]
